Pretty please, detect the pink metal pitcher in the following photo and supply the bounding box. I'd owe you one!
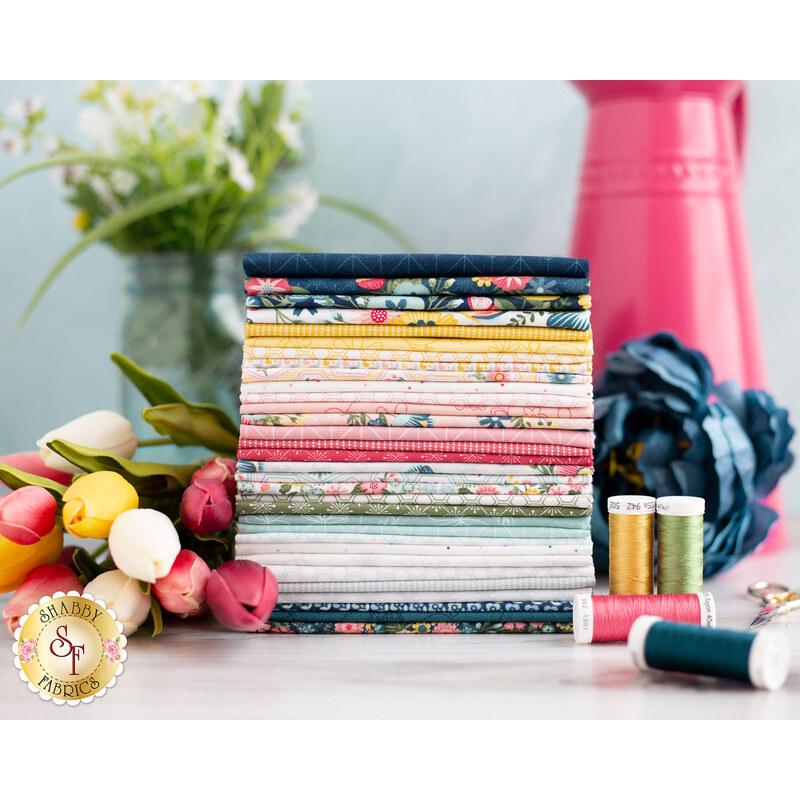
[570,80,784,547]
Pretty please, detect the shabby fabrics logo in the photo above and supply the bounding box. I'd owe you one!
[12,591,126,705]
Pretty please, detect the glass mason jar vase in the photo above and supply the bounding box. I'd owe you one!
[121,251,243,455]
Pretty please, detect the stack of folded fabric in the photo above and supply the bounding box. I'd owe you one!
[235,253,594,634]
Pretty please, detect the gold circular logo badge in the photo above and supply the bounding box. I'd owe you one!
[13,591,126,705]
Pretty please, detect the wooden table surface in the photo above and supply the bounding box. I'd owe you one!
[3,531,800,719]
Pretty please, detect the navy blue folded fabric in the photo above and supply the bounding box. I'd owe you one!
[268,600,574,623]
[243,252,589,279]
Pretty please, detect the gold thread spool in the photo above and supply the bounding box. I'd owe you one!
[608,495,656,595]
[656,496,705,594]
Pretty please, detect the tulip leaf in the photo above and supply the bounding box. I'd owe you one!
[0,463,66,504]
[45,439,196,495]
[73,549,105,585]
[111,352,238,437]
[142,404,239,457]
[142,595,163,638]
[138,580,152,596]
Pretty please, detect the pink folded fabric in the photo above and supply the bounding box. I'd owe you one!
[241,412,593,430]
[238,437,591,458]
[237,447,593,466]
[240,402,594,417]
[239,424,595,449]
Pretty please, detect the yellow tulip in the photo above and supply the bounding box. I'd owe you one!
[62,471,139,539]
[0,525,63,594]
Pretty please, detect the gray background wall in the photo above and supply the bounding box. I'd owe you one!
[1,80,798,512]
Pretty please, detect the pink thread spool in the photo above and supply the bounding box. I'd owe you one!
[573,592,715,644]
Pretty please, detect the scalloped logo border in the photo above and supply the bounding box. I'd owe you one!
[12,591,127,706]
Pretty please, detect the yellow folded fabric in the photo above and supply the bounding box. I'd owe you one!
[244,323,591,342]
[244,336,593,357]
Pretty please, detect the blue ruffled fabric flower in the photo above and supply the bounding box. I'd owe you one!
[593,332,795,576]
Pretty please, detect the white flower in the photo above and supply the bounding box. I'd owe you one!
[77,106,115,151]
[215,80,243,136]
[108,508,181,583]
[5,96,42,118]
[224,144,255,192]
[266,181,318,239]
[89,175,118,210]
[275,111,303,153]
[43,134,60,157]
[109,168,138,196]
[168,80,216,103]
[37,410,138,474]
[84,570,150,636]
[1,135,25,156]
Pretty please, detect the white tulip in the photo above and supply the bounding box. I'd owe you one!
[37,410,138,474]
[84,570,151,635]
[109,508,181,583]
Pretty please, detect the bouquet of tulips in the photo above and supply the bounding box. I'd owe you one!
[0,354,276,636]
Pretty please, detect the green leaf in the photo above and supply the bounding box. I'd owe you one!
[45,439,196,495]
[149,595,163,638]
[0,152,150,192]
[17,182,219,333]
[139,593,164,638]
[0,463,66,502]
[111,353,238,437]
[142,404,239,456]
[73,549,104,585]
[138,580,151,596]
[318,193,417,253]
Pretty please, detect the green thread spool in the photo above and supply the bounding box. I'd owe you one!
[656,496,704,594]
[628,616,790,690]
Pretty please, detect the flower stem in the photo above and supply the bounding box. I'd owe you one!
[138,437,173,447]
[91,542,109,559]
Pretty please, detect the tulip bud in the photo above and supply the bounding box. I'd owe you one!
[3,564,83,634]
[192,457,237,500]
[61,471,139,540]
[0,451,72,488]
[206,560,278,632]
[84,570,150,635]
[153,550,211,618]
[0,486,58,545]
[55,546,82,576]
[180,479,233,537]
[0,526,63,594]
[108,508,181,583]
[37,410,138,474]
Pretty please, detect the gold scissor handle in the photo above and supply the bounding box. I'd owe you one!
[747,581,793,604]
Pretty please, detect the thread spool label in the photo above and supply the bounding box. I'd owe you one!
[608,496,656,514]
[699,592,715,628]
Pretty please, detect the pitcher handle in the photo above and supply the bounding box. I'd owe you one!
[732,82,747,175]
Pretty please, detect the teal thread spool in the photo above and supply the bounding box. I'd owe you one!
[656,496,704,594]
[628,616,789,690]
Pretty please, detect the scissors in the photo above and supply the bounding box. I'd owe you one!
[747,581,800,629]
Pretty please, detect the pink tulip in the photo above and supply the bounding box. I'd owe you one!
[192,457,236,501]
[0,451,73,488]
[153,550,212,618]
[3,564,83,634]
[180,479,233,537]
[206,560,278,632]
[0,486,58,545]
[55,546,82,576]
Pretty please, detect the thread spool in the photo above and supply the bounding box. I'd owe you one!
[628,616,789,690]
[573,592,715,644]
[656,496,704,594]
[608,495,655,595]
